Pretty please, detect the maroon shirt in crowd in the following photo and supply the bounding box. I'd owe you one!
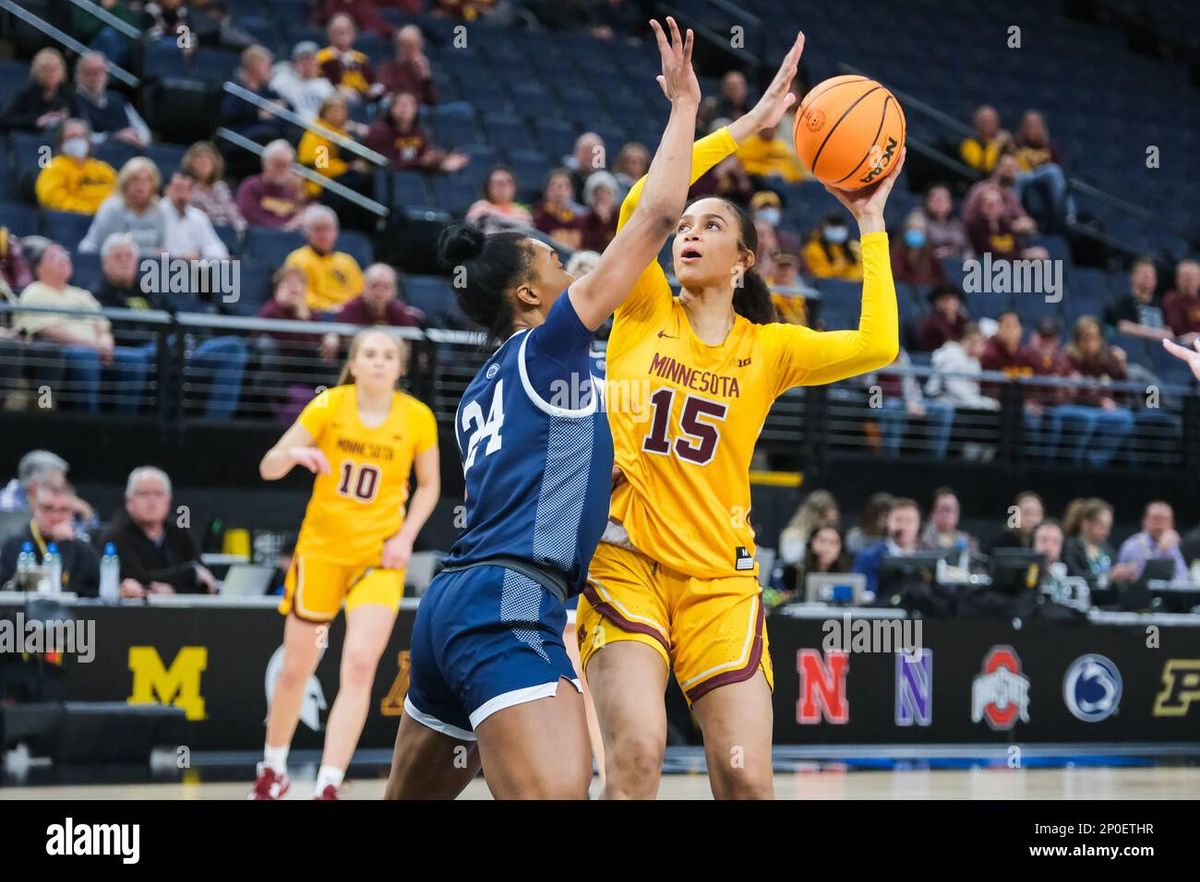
[335,294,423,327]
[235,175,307,228]
[364,119,434,171]
[890,240,948,287]
[377,58,437,106]
[580,209,617,252]
[913,312,967,352]
[980,337,1035,399]
[1163,289,1200,336]
[1067,352,1128,408]
[257,299,321,349]
[532,202,586,248]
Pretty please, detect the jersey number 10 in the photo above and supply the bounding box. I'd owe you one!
[642,388,727,465]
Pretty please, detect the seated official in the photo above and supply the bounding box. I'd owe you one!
[0,482,99,596]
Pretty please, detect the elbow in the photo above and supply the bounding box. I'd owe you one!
[864,334,900,371]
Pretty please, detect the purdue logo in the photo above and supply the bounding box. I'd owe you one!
[859,136,898,185]
[1152,659,1200,717]
[127,646,207,721]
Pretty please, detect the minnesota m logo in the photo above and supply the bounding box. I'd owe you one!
[128,646,208,721]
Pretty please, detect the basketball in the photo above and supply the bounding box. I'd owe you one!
[793,75,906,190]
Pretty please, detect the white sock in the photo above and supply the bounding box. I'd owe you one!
[315,765,344,794]
[263,744,289,775]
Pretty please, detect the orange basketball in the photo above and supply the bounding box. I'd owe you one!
[793,75,906,190]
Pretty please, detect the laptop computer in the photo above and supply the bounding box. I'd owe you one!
[221,564,275,597]
[805,572,867,605]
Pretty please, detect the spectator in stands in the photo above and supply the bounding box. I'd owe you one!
[72,52,149,147]
[235,140,309,230]
[297,94,372,199]
[220,46,290,144]
[140,0,254,52]
[72,1,139,64]
[1116,500,1188,582]
[284,205,365,312]
[700,70,752,131]
[868,349,955,458]
[1,48,79,133]
[332,263,423,329]
[0,482,99,595]
[966,184,1050,261]
[1064,498,1138,588]
[182,141,246,233]
[270,42,336,125]
[920,486,979,560]
[0,227,32,300]
[854,497,922,599]
[735,123,808,183]
[689,153,755,207]
[257,265,326,343]
[465,164,533,233]
[364,91,468,172]
[613,141,650,195]
[433,0,502,22]
[160,171,229,260]
[913,283,968,352]
[1163,259,1200,342]
[1032,518,1069,595]
[981,310,1034,384]
[378,25,438,106]
[778,490,840,566]
[919,184,972,260]
[749,191,799,252]
[803,213,861,280]
[964,155,1036,232]
[891,213,947,287]
[15,243,148,412]
[1046,316,1133,467]
[34,118,117,216]
[565,132,606,199]
[318,14,384,102]
[94,233,165,315]
[766,252,816,326]
[313,0,397,40]
[924,322,999,411]
[846,492,895,554]
[532,168,586,250]
[254,266,340,409]
[777,523,852,600]
[959,104,1013,175]
[584,0,644,41]
[1013,110,1075,227]
[78,157,166,255]
[102,466,218,597]
[0,450,66,513]
[989,490,1045,550]
[580,171,620,252]
[1105,256,1168,341]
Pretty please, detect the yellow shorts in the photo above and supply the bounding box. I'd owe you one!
[278,553,405,621]
[577,542,772,702]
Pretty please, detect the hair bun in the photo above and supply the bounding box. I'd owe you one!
[437,222,485,267]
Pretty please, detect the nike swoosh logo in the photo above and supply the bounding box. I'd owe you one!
[657,330,676,339]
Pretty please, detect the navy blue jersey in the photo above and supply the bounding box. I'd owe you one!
[445,294,613,596]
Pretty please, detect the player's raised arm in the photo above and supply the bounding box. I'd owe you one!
[567,18,699,330]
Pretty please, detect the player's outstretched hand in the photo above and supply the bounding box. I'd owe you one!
[749,32,805,130]
[824,147,906,229]
[382,533,413,570]
[1163,337,1200,381]
[651,17,699,106]
[291,447,332,475]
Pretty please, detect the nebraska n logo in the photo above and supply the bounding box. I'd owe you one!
[128,646,207,721]
[796,649,849,724]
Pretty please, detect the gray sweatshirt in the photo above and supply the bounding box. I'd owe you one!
[78,195,166,256]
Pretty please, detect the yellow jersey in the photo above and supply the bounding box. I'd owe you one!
[284,244,365,312]
[35,155,117,214]
[604,129,899,579]
[294,384,437,565]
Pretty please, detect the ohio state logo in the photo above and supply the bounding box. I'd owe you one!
[971,645,1030,730]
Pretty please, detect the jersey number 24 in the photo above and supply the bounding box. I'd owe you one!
[462,379,505,475]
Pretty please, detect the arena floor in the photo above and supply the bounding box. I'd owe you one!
[3,748,1197,799]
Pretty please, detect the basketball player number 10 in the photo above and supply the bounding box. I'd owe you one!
[642,388,727,465]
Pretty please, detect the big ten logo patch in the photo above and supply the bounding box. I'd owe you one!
[381,650,412,716]
[128,646,207,721]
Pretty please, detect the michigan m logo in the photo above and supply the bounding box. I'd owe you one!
[128,646,208,721]
[1153,659,1200,717]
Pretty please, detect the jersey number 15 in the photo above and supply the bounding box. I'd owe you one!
[642,388,727,465]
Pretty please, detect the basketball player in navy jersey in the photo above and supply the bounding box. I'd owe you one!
[384,18,700,799]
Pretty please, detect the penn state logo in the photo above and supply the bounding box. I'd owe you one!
[486,364,499,380]
[1063,654,1122,722]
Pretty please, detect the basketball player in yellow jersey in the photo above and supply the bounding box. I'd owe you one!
[251,329,440,800]
[577,32,908,798]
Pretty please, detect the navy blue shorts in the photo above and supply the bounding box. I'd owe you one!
[404,564,580,740]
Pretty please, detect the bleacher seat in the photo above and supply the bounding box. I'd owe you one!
[222,259,272,317]
[404,274,465,328]
[213,224,241,258]
[94,140,141,173]
[40,210,94,251]
[429,175,479,215]
[0,202,38,237]
[71,252,103,294]
[336,230,375,270]
[244,227,305,268]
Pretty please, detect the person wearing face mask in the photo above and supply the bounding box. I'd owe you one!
[890,212,947,287]
[34,118,117,215]
[803,213,862,280]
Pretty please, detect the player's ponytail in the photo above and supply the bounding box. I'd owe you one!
[437,222,532,341]
[720,198,778,324]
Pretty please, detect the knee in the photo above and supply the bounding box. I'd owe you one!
[604,733,664,798]
[340,647,381,688]
[720,772,774,800]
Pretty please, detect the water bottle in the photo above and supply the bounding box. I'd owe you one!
[14,541,36,590]
[100,542,120,602]
[42,542,63,594]
[956,536,970,572]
